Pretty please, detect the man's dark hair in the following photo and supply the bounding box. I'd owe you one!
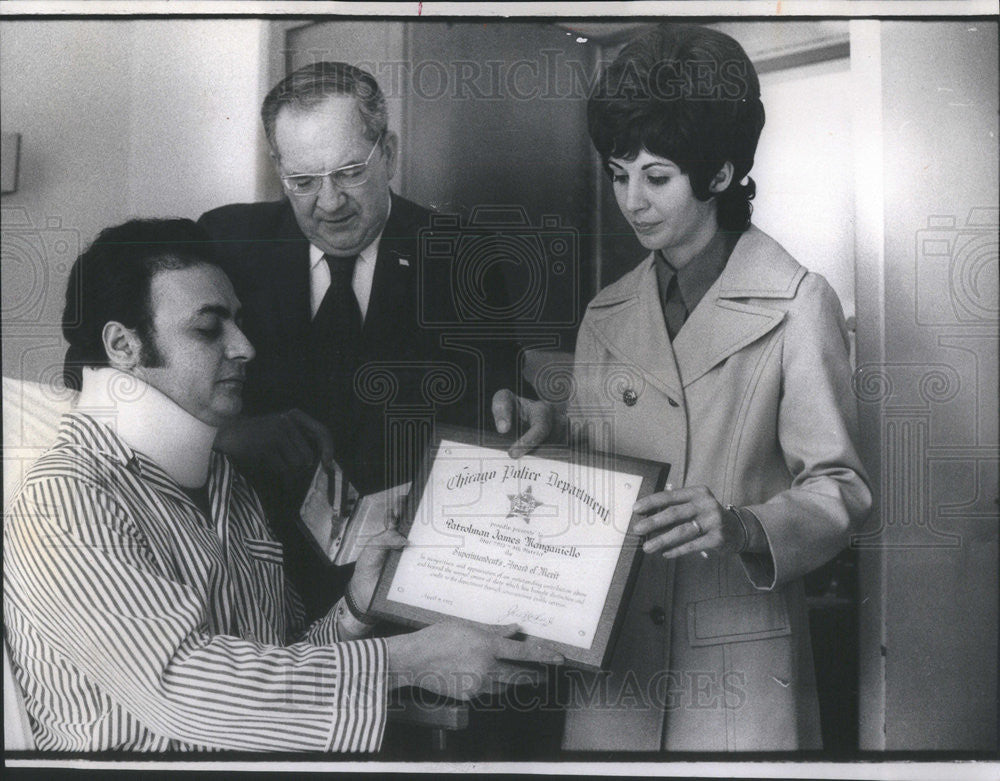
[587,23,766,232]
[61,218,219,391]
[260,61,387,154]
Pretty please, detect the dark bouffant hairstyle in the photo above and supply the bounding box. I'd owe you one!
[61,218,219,390]
[587,24,766,232]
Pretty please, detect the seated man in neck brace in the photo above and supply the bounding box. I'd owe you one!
[2,218,563,752]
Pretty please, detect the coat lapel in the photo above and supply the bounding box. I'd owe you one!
[672,226,806,387]
[586,257,685,402]
[269,202,313,344]
[363,193,419,346]
[672,293,786,388]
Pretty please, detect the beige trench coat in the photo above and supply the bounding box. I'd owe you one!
[562,226,872,751]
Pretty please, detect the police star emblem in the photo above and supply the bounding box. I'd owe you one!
[506,485,542,523]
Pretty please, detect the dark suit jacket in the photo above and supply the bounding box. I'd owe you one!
[199,194,517,614]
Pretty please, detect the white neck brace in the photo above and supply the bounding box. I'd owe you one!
[75,367,217,488]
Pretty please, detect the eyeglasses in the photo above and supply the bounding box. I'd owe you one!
[280,133,383,196]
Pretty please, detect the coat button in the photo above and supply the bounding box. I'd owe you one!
[623,388,638,406]
[668,397,679,407]
[648,606,666,626]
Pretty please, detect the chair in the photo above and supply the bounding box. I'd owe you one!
[4,639,35,750]
[3,377,71,750]
[389,690,469,752]
[2,376,76,509]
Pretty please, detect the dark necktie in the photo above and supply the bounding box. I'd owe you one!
[314,254,362,346]
[309,254,362,436]
[662,272,688,341]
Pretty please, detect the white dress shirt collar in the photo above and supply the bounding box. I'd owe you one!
[307,197,391,321]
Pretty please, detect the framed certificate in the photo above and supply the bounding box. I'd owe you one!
[370,424,669,670]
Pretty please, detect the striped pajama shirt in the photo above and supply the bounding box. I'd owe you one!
[3,412,387,751]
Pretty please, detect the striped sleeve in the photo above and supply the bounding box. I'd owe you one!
[4,476,387,752]
[298,598,378,647]
[227,464,374,653]
[296,605,340,645]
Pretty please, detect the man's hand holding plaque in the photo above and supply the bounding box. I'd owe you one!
[344,492,566,699]
[385,621,563,699]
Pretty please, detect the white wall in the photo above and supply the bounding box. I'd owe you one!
[754,57,855,320]
[1,20,271,381]
[126,20,271,219]
[855,20,999,751]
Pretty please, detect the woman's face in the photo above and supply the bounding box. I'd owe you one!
[609,150,719,266]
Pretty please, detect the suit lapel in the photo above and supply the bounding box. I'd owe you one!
[586,257,685,402]
[672,226,805,387]
[672,286,786,387]
[363,194,419,346]
[269,202,313,344]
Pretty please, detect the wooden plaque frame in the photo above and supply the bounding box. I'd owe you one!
[370,424,669,670]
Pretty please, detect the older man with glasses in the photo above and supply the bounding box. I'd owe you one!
[199,63,534,621]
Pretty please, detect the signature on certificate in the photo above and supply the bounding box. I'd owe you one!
[497,603,555,628]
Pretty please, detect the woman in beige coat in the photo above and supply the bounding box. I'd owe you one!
[499,24,872,751]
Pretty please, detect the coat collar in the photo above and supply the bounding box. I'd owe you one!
[715,225,806,300]
[585,226,806,393]
[586,259,684,399]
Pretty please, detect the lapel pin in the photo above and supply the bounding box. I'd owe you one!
[622,388,638,406]
[398,257,410,267]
